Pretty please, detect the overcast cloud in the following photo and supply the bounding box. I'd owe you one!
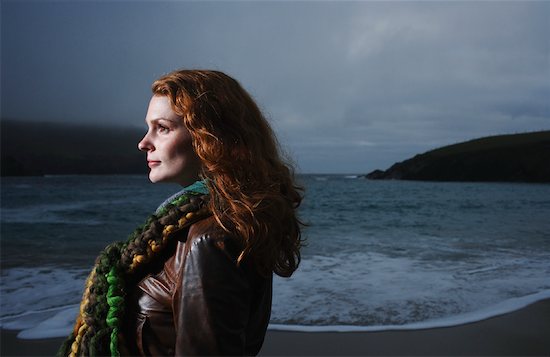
[2,1,549,173]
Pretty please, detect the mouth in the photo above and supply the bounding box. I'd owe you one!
[147,160,161,168]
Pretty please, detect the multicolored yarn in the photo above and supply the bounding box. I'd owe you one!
[58,184,210,357]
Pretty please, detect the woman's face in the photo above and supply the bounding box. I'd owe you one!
[138,95,202,186]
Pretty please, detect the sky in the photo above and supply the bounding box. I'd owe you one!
[2,1,549,174]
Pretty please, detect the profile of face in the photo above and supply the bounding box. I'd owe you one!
[138,95,202,186]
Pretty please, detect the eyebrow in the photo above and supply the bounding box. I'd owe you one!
[148,117,178,124]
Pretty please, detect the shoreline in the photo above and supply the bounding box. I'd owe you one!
[2,299,549,356]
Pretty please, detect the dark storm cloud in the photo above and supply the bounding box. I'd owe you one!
[2,1,548,173]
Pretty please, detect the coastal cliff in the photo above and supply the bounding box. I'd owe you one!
[1,120,147,176]
[366,131,550,183]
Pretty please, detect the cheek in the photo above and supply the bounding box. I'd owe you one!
[170,139,198,165]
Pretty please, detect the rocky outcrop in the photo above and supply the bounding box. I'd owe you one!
[366,131,550,183]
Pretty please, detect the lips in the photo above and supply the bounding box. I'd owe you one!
[147,160,161,168]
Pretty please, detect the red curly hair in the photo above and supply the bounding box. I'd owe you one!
[151,69,303,277]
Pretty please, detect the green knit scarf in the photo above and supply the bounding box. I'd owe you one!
[58,181,210,357]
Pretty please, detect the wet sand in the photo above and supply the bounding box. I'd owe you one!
[1,299,549,356]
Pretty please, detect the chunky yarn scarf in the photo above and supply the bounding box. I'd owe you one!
[58,182,210,357]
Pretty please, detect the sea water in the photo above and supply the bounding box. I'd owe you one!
[1,175,549,338]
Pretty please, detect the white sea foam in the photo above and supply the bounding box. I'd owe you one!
[7,289,550,339]
[2,250,549,339]
[269,290,550,332]
[15,306,79,339]
[0,267,86,339]
[0,305,79,339]
[271,252,550,327]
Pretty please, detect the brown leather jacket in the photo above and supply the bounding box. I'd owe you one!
[123,216,273,356]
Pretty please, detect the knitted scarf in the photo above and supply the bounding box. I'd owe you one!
[58,181,210,357]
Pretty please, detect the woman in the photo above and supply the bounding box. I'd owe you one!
[59,70,303,356]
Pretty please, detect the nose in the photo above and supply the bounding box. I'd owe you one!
[138,132,154,152]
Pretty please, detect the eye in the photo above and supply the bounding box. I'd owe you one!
[157,124,170,134]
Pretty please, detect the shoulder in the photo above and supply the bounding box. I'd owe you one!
[184,216,243,265]
[187,215,224,241]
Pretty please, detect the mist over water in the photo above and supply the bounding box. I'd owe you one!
[1,175,549,337]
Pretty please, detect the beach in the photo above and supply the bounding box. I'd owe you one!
[2,298,549,356]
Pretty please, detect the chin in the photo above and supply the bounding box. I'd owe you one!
[148,172,163,183]
[149,172,178,184]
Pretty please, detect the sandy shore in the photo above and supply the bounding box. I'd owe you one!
[1,299,549,356]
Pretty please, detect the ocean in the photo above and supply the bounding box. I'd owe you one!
[1,175,549,339]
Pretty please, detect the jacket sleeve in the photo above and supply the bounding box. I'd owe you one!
[173,233,252,356]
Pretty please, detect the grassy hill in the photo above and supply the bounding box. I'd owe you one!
[1,120,148,176]
[366,131,550,183]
